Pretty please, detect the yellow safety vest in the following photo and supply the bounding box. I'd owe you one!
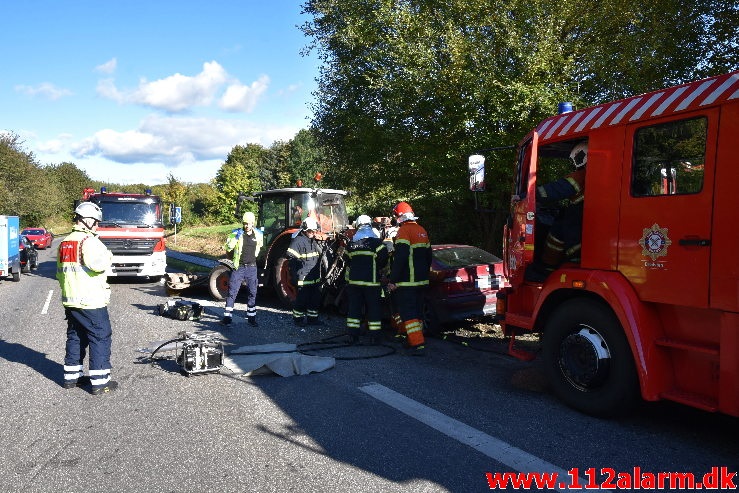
[56,227,113,309]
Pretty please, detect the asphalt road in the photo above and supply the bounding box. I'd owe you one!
[0,240,737,492]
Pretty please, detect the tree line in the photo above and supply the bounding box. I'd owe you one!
[0,128,331,233]
[2,0,736,253]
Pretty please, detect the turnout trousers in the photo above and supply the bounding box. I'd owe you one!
[64,307,112,387]
[393,286,427,348]
[346,284,383,336]
[293,283,322,321]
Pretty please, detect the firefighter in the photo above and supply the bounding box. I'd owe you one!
[222,211,263,326]
[287,217,323,326]
[345,214,390,344]
[57,202,117,394]
[386,201,432,355]
[528,141,587,281]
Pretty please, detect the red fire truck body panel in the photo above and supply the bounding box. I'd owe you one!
[498,71,739,416]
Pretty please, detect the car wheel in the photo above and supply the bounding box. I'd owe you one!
[542,298,639,417]
[208,264,231,301]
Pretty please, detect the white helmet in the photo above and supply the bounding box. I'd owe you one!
[570,142,588,169]
[303,217,319,231]
[355,214,372,227]
[75,202,103,222]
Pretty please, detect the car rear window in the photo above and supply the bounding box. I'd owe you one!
[433,246,501,269]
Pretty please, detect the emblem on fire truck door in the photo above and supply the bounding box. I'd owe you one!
[638,223,672,261]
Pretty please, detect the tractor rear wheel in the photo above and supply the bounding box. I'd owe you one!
[208,265,231,301]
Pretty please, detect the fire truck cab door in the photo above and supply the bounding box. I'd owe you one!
[506,132,538,283]
[618,111,717,308]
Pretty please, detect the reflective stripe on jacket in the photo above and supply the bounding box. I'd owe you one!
[224,228,263,266]
[345,236,389,286]
[287,233,321,285]
[56,226,113,308]
[390,221,432,287]
[536,168,586,205]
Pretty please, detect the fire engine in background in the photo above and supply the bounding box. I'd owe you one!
[77,187,166,280]
[482,70,739,417]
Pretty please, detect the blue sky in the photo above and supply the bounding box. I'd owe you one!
[1,1,319,185]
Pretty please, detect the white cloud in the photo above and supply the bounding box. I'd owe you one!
[96,61,240,112]
[95,58,117,74]
[219,75,270,112]
[14,83,73,100]
[70,114,300,168]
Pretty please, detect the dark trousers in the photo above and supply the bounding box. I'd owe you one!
[346,284,383,335]
[64,307,112,386]
[393,286,426,323]
[293,283,322,319]
[226,265,258,314]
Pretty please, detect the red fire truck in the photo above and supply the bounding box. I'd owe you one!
[79,187,167,279]
[489,71,739,417]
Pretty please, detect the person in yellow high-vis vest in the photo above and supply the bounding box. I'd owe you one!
[57,202,117,395]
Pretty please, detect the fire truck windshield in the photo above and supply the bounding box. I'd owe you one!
[95,199,162,227]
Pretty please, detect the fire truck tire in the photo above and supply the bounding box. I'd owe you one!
[208,265,231,301]
[542,298,639,417]
[274,255,297,306]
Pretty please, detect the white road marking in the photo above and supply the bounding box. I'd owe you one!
[41,290,53,314]
[359,383,596,492]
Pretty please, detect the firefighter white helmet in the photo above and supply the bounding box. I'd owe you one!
[74,202,103,222]
[303,217,319,231]
[355,214,372,227]
[569,142,588,169]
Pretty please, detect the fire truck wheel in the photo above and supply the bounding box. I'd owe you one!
[208,265,231,301]
[274,255,297,306]
[543,298,639,417]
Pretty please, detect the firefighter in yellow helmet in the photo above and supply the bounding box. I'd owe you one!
[222,211,264,326]
[57,201,117,394]
[386,202,432,355]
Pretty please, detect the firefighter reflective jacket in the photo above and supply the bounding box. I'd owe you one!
[224,227,263,266]
[390,220,432,287]
[286,233,322,286]
[345,234,389,286]
[56,226,113,309]
[536,168,586,204]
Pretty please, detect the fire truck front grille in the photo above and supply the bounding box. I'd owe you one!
[101,238,158,255]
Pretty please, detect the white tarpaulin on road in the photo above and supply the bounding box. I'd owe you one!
[224,343,335,377]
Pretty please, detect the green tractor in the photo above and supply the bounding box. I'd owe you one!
[207,187,351,308]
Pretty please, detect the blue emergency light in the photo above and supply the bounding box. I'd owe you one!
[558,102,573,114]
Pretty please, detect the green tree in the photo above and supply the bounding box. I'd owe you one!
[301,0,738,251]
[45,161,93,218]
[213,144,264,222]
[0,133,64,227]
